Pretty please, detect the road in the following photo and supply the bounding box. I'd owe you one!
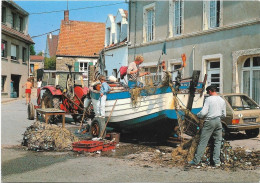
[1,96,260,182]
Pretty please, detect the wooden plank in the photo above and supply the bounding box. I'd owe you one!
[36,108,65,113]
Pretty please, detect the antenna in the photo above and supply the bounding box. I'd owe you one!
[67,0,68,10]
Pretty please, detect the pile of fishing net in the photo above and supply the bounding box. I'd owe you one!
[171,138,259,170]
[22,121,79,151]
[130,77,158,107]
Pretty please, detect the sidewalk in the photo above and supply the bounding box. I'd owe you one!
[1,88,37,104]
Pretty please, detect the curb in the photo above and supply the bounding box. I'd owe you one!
[1,98,22,104]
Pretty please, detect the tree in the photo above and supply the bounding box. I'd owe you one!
[37,51,43,56]
[44,56,56,70]
[30,45,36,55]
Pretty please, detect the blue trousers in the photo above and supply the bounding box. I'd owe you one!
[193,118,222,165]
[128,80,143,89]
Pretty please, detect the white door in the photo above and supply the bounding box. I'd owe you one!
[207,61,220,92]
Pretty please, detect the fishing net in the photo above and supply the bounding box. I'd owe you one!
[129,77,159,107]
[130,88,142,107]
[171,138,260,170]
[22,121,79,151]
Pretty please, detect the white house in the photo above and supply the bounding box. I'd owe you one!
[103,9,129,82]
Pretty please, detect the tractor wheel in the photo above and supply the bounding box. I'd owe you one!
[90,117,106,138]
[245,128,259,138]
[41,91,60,109]
[27,103,35,120]
[41,90,61,124]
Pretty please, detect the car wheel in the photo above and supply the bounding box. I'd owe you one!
[245,128,259,138]
[222,124,230,140]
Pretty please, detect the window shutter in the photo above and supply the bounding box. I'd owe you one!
[74,62,79,72]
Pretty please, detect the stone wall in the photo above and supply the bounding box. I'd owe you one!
[56,56,97,87]
[56,57,77,71]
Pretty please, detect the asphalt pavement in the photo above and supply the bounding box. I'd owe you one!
[1,97,35,147]
[1,94,259,182]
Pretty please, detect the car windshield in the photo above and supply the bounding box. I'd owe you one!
[224,95,260,110]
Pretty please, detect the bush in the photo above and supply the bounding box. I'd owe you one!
[44,56,56,70]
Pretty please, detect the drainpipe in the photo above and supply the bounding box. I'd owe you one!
[28,44,30,77]
[134,0,137,56]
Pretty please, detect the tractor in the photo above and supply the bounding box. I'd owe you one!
[28,64,94,123]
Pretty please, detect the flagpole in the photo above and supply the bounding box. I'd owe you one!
[155,42,166,83]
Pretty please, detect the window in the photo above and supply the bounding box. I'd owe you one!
[209,0,220,28]
[117,22,121,43]
[174,0,183,35]
[30,64,34,73]
[1,76,7,92]
[203,0,222,30]
[19,17,24,32]
[143,66,162,82]
[11,13,16,29]
[224,95,259,110]
[2,7,6,23]
[171,64,182,81]
[106,27,111,46]
[79,62,88,72]
[104,70,108,77]
[1,40,7,58]
[143,3,155,42]
[22,47,26,63]
[11,44,18,60]
[242,57,260,104]
[146,9,154,42]
[113,69,118,78]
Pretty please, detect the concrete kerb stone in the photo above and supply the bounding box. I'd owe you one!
[1,98,21,104]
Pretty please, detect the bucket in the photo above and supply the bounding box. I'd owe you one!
[10,92,17,98]
[110,132,120,144]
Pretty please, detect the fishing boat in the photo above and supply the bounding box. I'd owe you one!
[90,79,204,136]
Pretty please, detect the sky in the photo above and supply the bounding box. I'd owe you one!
[14,0,128,54]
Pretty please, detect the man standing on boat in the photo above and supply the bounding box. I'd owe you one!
[189,85,226,167]
[127,55,150,88]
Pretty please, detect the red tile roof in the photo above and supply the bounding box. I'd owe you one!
[1,24,34,44]
[30,55,44,61]
[47,35,59,57]
[56,20,105,57]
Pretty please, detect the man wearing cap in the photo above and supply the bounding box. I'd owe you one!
[127,55,150,88]
[189,85,226,167]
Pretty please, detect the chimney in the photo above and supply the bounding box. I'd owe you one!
[49,33,52,39]
[64,10,69,22]
[42,50,45,57]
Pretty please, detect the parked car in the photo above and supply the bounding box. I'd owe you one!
[220,93,260,138]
